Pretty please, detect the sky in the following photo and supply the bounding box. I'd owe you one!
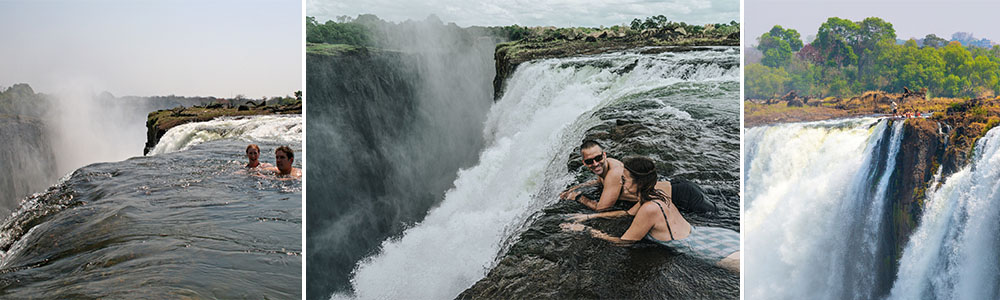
[745,0,1000,46]
[0,0,301,98]
[308,0,739,28]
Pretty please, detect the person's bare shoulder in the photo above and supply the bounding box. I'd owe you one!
[606,164,624,178]
[608,157,625,172]
[636,201,664,219]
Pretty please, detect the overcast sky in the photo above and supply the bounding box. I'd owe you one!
[0,0,301,98]
[746,0,1000,46]
[308,0,739,28]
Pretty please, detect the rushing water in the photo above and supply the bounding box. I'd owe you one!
[332,47,739,299]
[149,115,303,155]
[306,36,495,298]
[0,116,302,298]
[888,127,1000,300]
[744,118,905,299]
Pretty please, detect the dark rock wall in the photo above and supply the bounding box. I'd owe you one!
[306,49,420,299]
[0,117,58,215]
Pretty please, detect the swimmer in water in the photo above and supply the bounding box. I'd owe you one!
[560,140,715,214]
[263,145,301,179]
[561,156,739,273]
[245,144,274,169]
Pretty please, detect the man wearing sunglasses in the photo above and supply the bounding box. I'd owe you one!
[559,140,630,211]
[560,140,717,214]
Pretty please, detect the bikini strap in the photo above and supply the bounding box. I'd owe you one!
[651,200,675,240]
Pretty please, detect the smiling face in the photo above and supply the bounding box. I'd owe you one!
[581,146,607,176]
[246,147,260,162]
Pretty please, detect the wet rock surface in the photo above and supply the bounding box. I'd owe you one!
[460,77,739,299]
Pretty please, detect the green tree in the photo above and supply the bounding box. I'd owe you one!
[757,25,803,67]
[745,64,789,98]
[814,17,860,67]
[923,34,948,48]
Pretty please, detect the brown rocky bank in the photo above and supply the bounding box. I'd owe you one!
[143,99,301,155]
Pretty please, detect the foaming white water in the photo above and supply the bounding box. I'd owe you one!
[340,50,737,300]
[744,118,903,299]
[889,127,1000,300]
[149,115,302,155]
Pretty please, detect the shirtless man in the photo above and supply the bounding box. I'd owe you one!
[264,145,301,179]
[559,140,671,211]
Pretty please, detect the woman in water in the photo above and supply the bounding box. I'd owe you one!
[560,156,739,273]
[245,144,273,169]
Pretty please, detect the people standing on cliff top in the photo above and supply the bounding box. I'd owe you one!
[559,140,715,213]
[264,145,301,179]
[560,156,739,273]
[891,101,898,117]
[245,144,274,169]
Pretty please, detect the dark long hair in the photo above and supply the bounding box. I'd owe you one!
[623,156,668,204]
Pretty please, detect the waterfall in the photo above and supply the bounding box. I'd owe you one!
[744,118,905,299]
[889,126,1000,300]
[340,48,739,299]
[147,115,302,155]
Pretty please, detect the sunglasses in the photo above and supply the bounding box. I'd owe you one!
[583,153,605,165]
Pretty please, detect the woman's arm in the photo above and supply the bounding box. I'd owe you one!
[565,210,629,222]
[560,223,637,246]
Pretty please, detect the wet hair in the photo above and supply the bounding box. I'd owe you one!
[623,156,668,203]
[580,139,602,151]
[276,146,294,160]
[246,144,260,153]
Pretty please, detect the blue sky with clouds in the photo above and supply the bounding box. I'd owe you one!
[308,0,739,28]
[0,0,301,98]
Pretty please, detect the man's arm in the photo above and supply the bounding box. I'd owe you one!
[576,168,623,211]
[559,179,600,200]
[575,178,601,189]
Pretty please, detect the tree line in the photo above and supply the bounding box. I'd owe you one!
[306,14,738,48]
[748,17,1000,99]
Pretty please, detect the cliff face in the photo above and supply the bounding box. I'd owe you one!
[0,116,58,214]
[305,48,420,299]
[880,119,946,280]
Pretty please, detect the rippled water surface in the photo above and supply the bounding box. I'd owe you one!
[0,139,301,298]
